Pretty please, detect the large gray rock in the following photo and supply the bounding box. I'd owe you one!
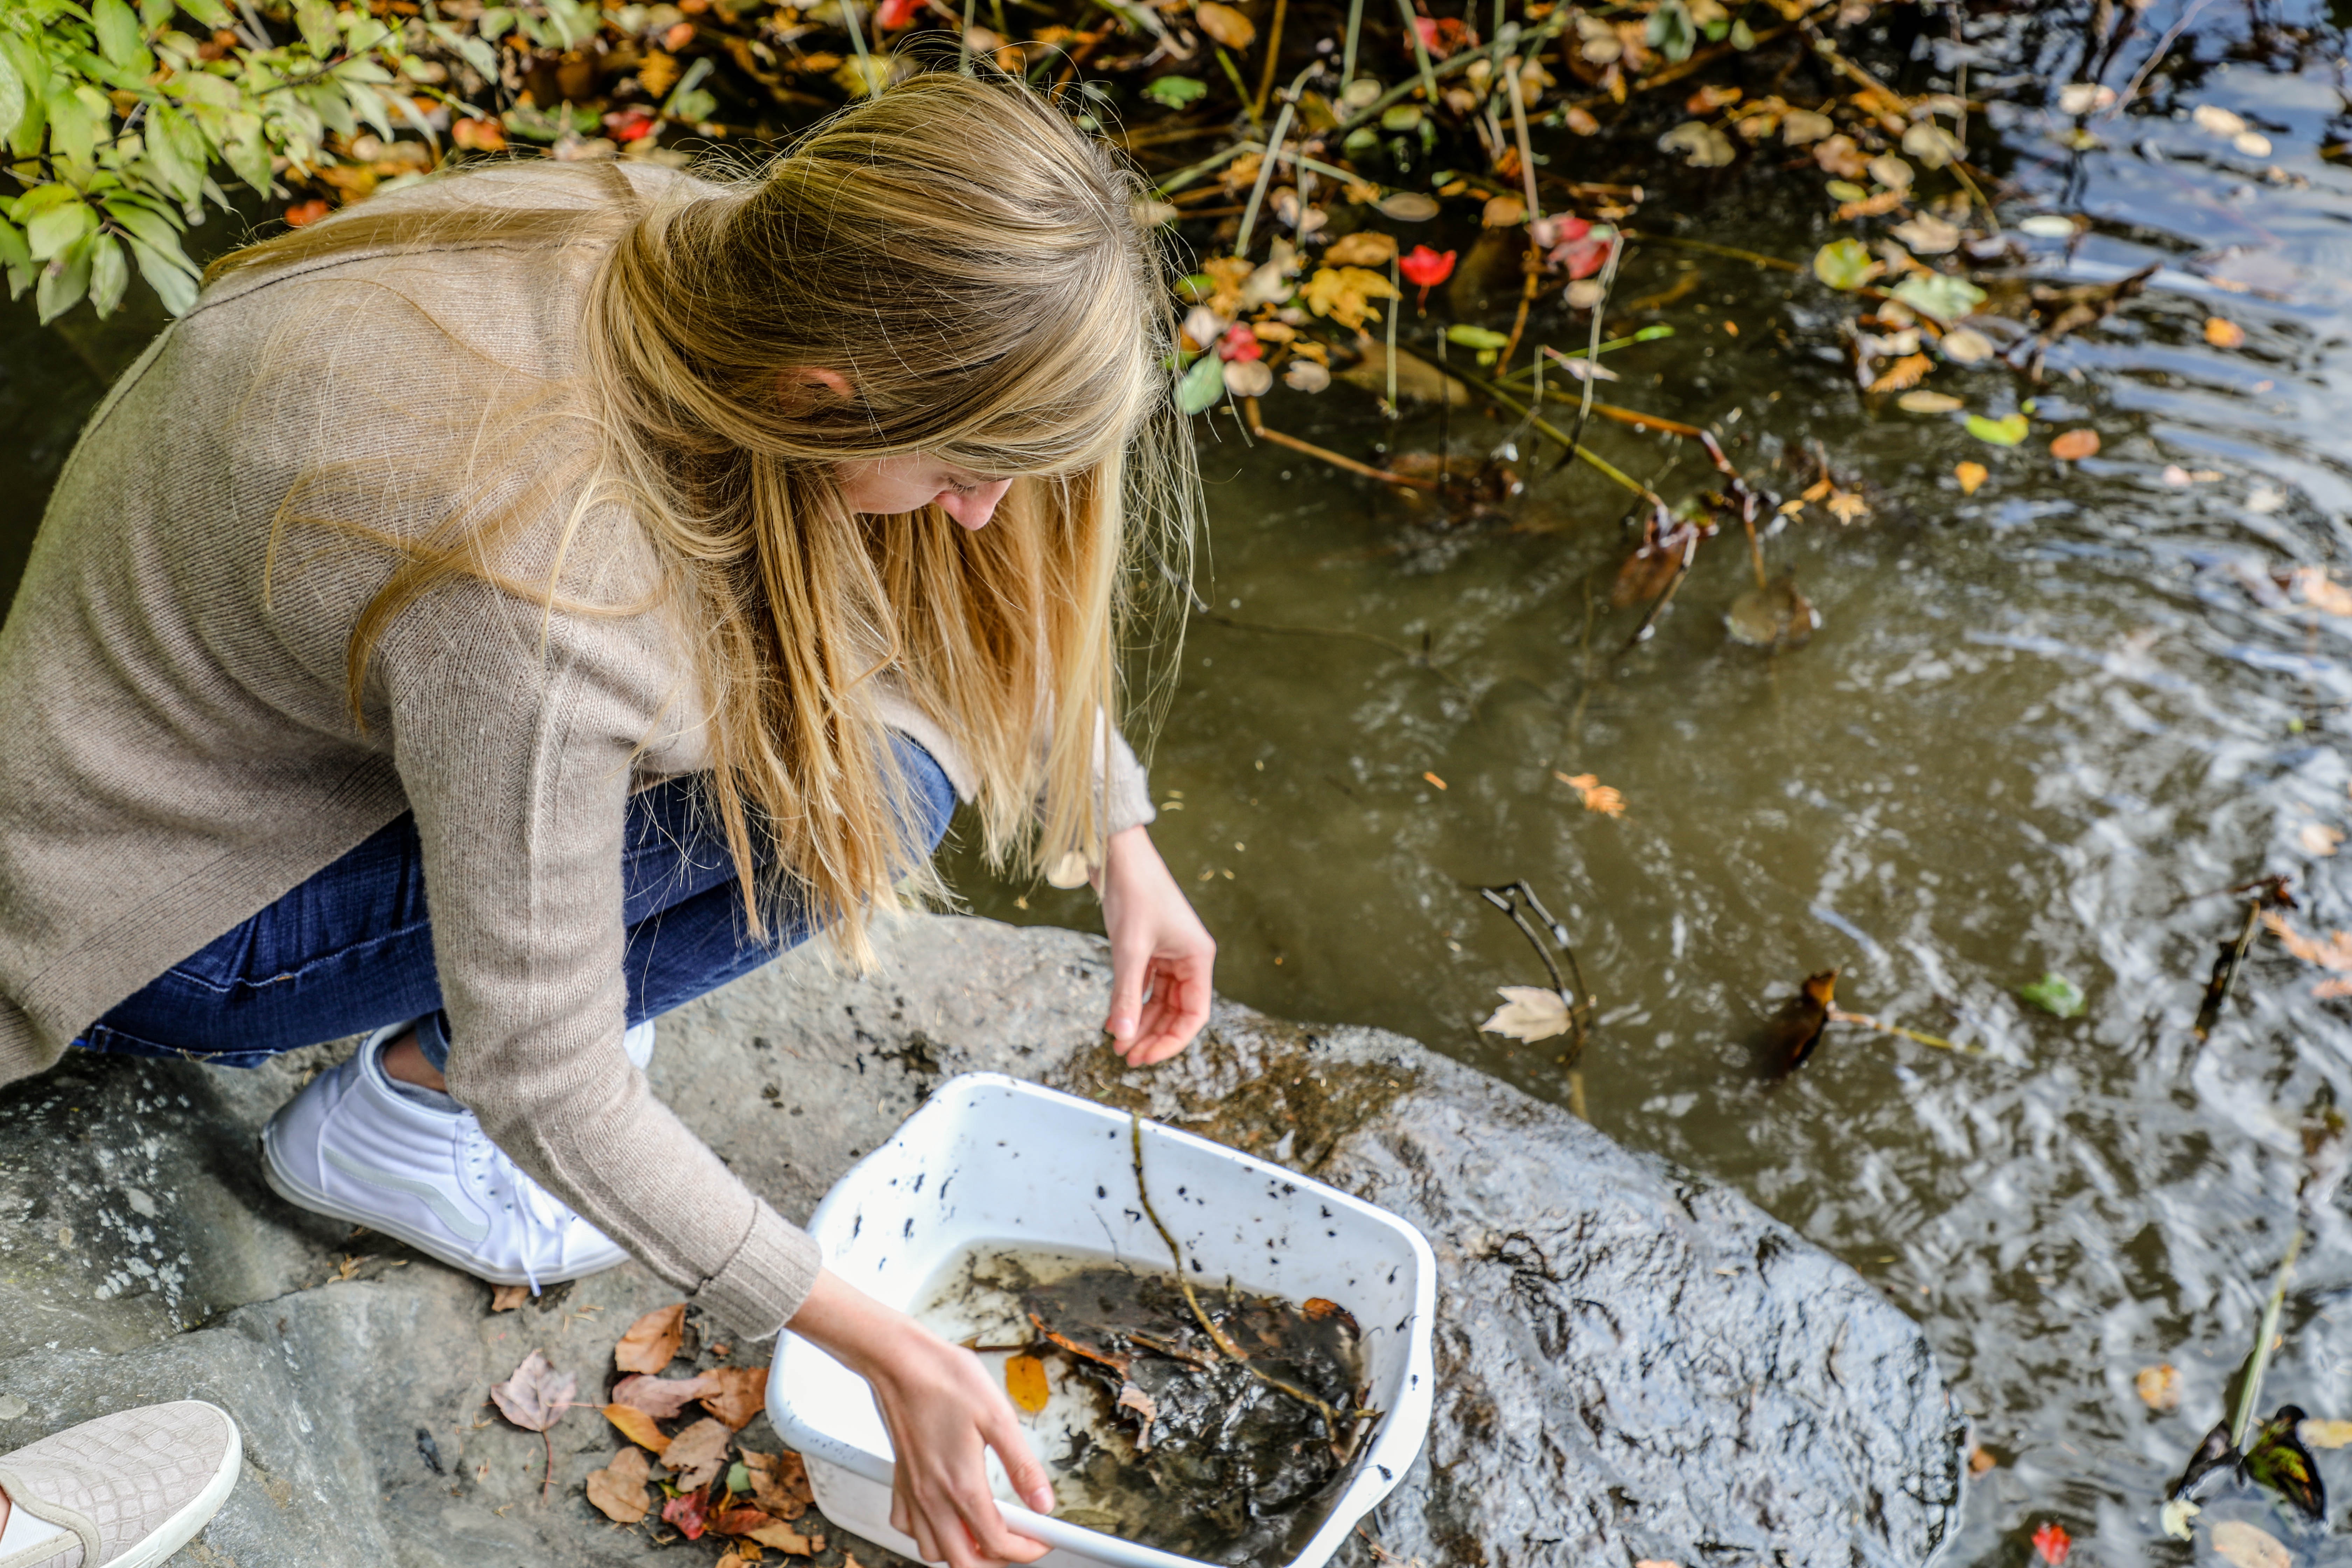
[0,916,1963,1567]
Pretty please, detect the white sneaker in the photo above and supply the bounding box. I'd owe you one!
[260,1020,654,1291]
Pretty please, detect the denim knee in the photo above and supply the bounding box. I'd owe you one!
[894,735,956,861]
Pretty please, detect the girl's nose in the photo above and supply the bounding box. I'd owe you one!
[938,478,1014,530]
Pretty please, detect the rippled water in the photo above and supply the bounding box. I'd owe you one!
[12,6,2352,1556]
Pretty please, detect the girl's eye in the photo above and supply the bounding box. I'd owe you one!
[944,478,979,496]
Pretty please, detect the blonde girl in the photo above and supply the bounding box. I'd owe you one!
[0,71,1212,1568]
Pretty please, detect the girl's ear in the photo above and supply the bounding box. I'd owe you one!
[780,368,856,411]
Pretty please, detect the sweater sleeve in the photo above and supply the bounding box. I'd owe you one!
[378,575,818,1339]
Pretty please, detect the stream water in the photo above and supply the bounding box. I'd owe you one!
[9,3,2352,1558]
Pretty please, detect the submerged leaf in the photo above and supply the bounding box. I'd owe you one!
[1193,0,1254,48]
[2018,973,2085,1018]
[1727,575,1818,649]
[2212,1520,2291,1568]
[1556,772,1626,816]
[1811,237,1879,290]
[1889,271,1987,324]
[1177,352,1227,414]
[1006,1353,1051,1413]
[2030,1522,2070,1566]
[1762,970,1837,1073]
[1897,390,1964,413]
[1954,461,1989,495]
[2205,315,2247,348]
[2300,1416,2352,1449]
[2135,1363,2181,1412]
[1479,986,1573,1043]
[1966,413,2029,447]
[2049,428,2100,461]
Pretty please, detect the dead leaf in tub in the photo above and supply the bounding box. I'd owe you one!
[664,1416,735,1491]
[742,1449,814,1518]
[1006,1353,1051,1413]
[1556,772,1626,816]
[585,1446,652,1524]
[615,1302,687,1373]
[1116,1382,1159,1449]
[1323,231,1396,267]
[2212,1520,2291,1568]
[2135,1363,2181,1412]
[699,1366,770,1430]
[2300,1416,2352,1448]
[490,1350,574,1432]
[1867,354,1933,394]
[603,1402,672,1454]
[611,1372,715,1419]
[2205,316,2247,348]
[1480,986,1573,1043]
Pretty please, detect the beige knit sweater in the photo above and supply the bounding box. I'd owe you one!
[0,161,1152,1337]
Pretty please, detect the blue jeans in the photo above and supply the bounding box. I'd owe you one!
[76,739,955,1070]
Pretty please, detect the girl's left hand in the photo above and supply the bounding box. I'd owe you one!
[1096,824,1215,1066]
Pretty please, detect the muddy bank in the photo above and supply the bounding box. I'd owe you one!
[0,914,1961,1565]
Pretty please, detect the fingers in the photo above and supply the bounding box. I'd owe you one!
[989,1407,1057,1516]
[1122,954,1213,1065]
[1105,935,1150,1049]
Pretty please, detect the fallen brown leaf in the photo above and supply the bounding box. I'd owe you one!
[2135,1363,2181,1412]
[2050,428,2101,461]
[665,1416,735,1491]
[615,1303,687,1374]
[1556,772,1626,816]
[1867,353,1933,394]
[699,1366,770,1431]
[741,1450,814,1519]
[2294,565,2352,616]
[490,1283,531,1312]
[584,1446,651,1524]
[612,1372,717,1419]
[490,1351,574,1432]
[2264,911,2352,971]
[747,1521,826,1555]
[603,1402,671,1454]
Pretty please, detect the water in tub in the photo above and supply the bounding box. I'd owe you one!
[917,1241,1373,1566]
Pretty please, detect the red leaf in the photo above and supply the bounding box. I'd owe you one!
[2032,1522,2071,1566]
[709,1507,772,1535]
[875,0,920,27]
[1409,14,1466,56]
[664,1486,712,1541]
[284,199,330,228]
[1217,323,1264,363]
[1398,245,1457,288]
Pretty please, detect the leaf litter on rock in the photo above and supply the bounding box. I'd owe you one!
[586,1446,653,1524]
[614,1302,687,1373]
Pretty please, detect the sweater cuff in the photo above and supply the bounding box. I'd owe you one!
[693,1197,823,1341]
[1104,727,1156,836]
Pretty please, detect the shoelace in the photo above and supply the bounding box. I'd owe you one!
[460,1120,584,1297]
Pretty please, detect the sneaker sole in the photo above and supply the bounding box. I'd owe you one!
[260,1122,622,1290]
[109,1401,243,1568]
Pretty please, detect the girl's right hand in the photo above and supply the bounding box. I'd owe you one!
[787,1269,1055,1568]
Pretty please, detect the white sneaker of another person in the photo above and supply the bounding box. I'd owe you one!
[0,1400,240,1568]
[261,1019,654,1292]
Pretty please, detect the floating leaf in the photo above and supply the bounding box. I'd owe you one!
[2158,1497,2199,1541]
[1224,359,1273,397]
[1889,272,1988,324]
[1445,324,1511,351]
[490,1351,574,1432]
[2264,912,2352,972]
[2234,129,2274,157]
[2031,1521,2070,1566]
[1323,230,1396,266]
[2204,315,2247,348]
[1481,193,1526,227]
[1659,120,1735,167]
[1868,354,1934,394]
[2049,428,2100,461]
[1811,238,1880,290]
[664,1417,734,1491]
[1955,461,1989,495]
[2135,1364,2181,1412]
[1302,265,1400,329]
[1143,75,1206,108]
[2018,973,2085,1018]
[1967,413,2029,447]
[1898,390,1964,413]
[1763,970,1837,1073]
[1177,351,1226,414]
[1193,1,1254,48]
[585,1446,652,1524]
[1891,214,1960,255]
[603,1402,672,1454]
[2212,1519,2290,1568]
[1866,153,1914,189]
[1006,1353,1051,1414]
[2299,1417,2352,1448]
[1780,108,1834,144]
[1728,574,1818,649]
[1556,772,1626,816]
[1284,360,1331,392]
[2018,214,2079,238]
[1901,121,1961,169]
[1479,986,1573,1043]
[2192,103,2248,137]
[1940,327,1996,365]
[1376,191,1441,222]
[1969,1446,1998,1475]
[615,1303,687,1373]
[2057,82,2115,115]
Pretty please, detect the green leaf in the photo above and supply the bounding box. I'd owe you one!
[26,197,97,262]
[1143,74,1206,108]
[178,0,236,29]
[223,111,272,195]
[0,47,24,144]
[144,103,208,202]
[1889,271,1988,324]
[103,197,187,259]
[1729,16,1755,48]
[1445,324,1510,351]
[140,0,178,29]
[1966,412,2029,447]
[1177,350,1226,414]
[2018,972,2085,1018]
[11,183,82,222]
[46,79,99,167]
[36,231,96,323]
[87,231,129,316]
[92,0,149,70]
[0,217,28,272]
[125,233,198,313]
[295,0,337,53]
[1643,0,1695,63]
[477,7,517,41]
[1811,237,1878,291]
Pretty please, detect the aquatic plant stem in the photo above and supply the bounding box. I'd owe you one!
[1243,399,1440,489]
[1234,100,1294,256]
[841,0,875,92]
[1393,0,1441,112]
[1215,47,1263,134]
[1557,231,1624,476]
[1127,1114,1380,1434]
[959,0,975,70]
[1340,0,1364,86]
[1385,256,1400,414]
[1457,373,1650,497]
[1827,1008,1983,1055]
[1332,8,1571,136]
[1493,62,1544,371]
[1252,0,1288,120]
[2230,1226,2305,1450]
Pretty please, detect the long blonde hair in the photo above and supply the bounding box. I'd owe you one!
[210,71,1197,953]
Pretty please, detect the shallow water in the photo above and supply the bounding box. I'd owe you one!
[12,4,2352,1557]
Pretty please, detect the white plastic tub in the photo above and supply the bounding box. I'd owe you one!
[766,1072,1436,1568]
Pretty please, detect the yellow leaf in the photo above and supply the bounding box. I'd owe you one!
[1480,986,1573,1043]
[2212,1519,2290,1568]
[2298,1416,2352,1449]
[1825,490,1870,524]
[2205,315,2247,348]
[1006,1353,1050,1414]
[1555,771,1626,815]
[2293,565,2352,616]
[1955,461,1988,495]
[1323,231,1396,266]
[1301,266,1399,330]
[2264,911,2352,971]
[1423,771,1447,790]
[1867,353,1933,393]
[1897,390,1964,413]
[1482,193,1526,227]
[603,1403,672,1454]
[1194,0,1255,48]
[2134,1363,2180,1412]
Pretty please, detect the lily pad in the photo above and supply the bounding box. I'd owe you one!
[1376,190,1440,221]
[1812,238,1879,291]
[1728,575,1819,649]
[2019,972,2085,1018]
[1889,271,1988,323]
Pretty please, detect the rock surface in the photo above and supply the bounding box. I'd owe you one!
[0,915,1963,1566]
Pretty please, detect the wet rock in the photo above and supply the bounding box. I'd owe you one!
[0,915,1961,1566]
